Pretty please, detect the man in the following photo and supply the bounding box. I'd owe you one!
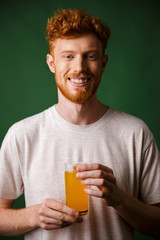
[0,8,160,240]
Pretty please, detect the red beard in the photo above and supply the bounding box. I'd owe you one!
[55,71,101,104]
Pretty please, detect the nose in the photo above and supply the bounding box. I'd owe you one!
[73,55,87,73]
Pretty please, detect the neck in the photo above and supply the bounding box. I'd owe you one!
[55,90,108,125]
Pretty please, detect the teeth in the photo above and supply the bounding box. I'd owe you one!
[70,78,88,83]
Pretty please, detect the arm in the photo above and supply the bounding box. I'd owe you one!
[115,193,160,238]
[0,198,82,236]
[76,163,160,238]
[0,198,38,236]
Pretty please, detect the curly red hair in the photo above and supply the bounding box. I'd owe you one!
[46,9,111,54]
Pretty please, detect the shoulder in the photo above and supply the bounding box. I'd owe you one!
[111,108,150,132]
[109,108,154,146]
[7,106,53,139]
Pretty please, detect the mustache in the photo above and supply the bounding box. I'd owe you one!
[65,72,95,80]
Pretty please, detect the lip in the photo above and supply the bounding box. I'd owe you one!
[68,80,88,87]
[68,77,91,87]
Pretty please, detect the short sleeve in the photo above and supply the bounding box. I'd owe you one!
[139,138,160,205]
[0,127,24,199]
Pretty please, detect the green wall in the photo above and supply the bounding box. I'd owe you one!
[0,0,160,239]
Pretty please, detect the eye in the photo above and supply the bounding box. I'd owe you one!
[87,54,97,60]
[62,54,74,60]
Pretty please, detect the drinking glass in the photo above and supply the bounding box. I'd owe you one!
[64,162,88,215]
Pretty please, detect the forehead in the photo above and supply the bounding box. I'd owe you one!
[53,34,102,54]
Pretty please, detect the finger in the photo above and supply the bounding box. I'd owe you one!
[49,222,73,229]
[77,163,113,175]
[40,222,73,230]
[39,215,63,225]
[77,171,116,184]
[53,210,81,223]
[39,213,82,230]
[39,213,80,225]
[83,178,114,194]
[45,199,79,218]
[40,207,79,223]
[77,170,102,179]
[81,177,115,189]
[81,172,116,184]
[40,223,62,230]
[84,187,107,198]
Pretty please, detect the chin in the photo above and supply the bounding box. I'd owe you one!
[57,80,99,104]
[64,91,97,104]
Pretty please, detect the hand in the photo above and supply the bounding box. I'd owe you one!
[76,163,123,208]
[37,199,83,230]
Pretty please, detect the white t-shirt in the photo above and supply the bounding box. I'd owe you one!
[0,105,160,240]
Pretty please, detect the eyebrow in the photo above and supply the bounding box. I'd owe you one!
[60,49,99,54]
[61,50,76,54]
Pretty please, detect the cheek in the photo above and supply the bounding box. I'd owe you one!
[92,66,103,78]
[56,62,71,76]
[90,62,103,74]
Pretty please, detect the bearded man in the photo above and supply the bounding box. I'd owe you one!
[0,9,160,240]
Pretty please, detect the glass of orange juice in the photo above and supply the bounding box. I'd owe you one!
[64,162,88,215]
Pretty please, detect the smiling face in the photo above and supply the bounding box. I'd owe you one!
[47,34,108,104]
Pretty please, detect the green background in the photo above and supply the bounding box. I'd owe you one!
[0,0,160,239]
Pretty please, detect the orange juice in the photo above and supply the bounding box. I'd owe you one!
[65,170,88,215]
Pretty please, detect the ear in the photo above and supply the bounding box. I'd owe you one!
[46,54,55,73]
[102,55,108,73]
